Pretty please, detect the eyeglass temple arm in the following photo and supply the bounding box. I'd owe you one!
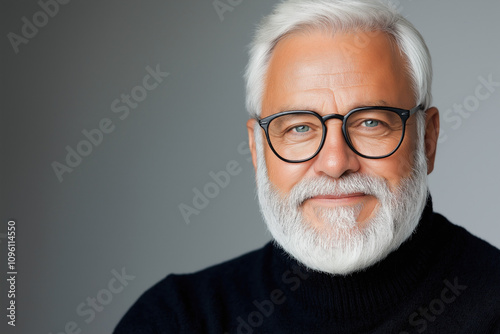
[409,104,424,116]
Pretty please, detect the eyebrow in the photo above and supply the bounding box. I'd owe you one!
[358,100,391,108]
[279,99,392,113]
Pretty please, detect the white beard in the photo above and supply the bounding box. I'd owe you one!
[254,122,429,275]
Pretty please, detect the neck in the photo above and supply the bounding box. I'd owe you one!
[269,197,438,325]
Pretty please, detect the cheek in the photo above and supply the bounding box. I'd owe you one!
[265,147,310,194]
[360,126,418,189]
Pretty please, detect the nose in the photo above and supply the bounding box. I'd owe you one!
[312,120,361,179]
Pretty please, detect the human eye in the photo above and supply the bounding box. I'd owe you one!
[361,119,380,128]
[291,124,311,133]
[283,121,320,138]
[350,117,387,130]
[348,109,398,134]
[270,113,320,139]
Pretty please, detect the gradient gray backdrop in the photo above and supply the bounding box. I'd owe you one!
[2,0,500,333]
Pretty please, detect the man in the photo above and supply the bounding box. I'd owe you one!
[115,0,500,333]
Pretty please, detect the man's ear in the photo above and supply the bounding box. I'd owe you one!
[246,119,258,171]
[424,107,440,174]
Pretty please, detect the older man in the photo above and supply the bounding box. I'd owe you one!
[115,1,500,333]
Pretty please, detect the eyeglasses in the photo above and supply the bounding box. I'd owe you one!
[257,105,422,163]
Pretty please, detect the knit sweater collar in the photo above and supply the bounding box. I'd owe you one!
[269,197,440,327]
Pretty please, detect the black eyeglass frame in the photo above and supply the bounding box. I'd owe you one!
[257,104,423,163]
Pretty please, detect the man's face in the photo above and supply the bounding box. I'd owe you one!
[247,29,439,274]
[251,30,432,227]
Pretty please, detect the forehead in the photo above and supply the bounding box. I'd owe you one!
[262,29,414,115]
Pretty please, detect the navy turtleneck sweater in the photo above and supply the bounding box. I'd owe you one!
[114,199,500,333]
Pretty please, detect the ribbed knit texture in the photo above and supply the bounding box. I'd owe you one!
[114,198,500,333]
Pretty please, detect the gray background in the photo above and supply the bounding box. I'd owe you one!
[1,0,499,333]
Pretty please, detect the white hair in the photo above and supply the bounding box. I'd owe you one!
[244,0,433,118]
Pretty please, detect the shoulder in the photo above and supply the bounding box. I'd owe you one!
[436,212,500,273]
[113,242,274,333]
[172,241,274,286]
[432,213,500,324]
[162,241,275,306]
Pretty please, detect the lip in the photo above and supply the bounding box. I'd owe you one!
[305,192,367,205]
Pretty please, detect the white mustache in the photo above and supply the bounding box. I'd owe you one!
[285,173,391,207]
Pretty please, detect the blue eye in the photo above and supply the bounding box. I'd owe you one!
[363,120,379,127]
[293,125,310,133]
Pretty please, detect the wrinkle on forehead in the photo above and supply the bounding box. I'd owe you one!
[279,84,391,112]
[293,71,367,90]
[278,88,337,112]
[262,30,414,117]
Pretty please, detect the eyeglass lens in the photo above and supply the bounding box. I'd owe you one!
[267,109,404,161]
